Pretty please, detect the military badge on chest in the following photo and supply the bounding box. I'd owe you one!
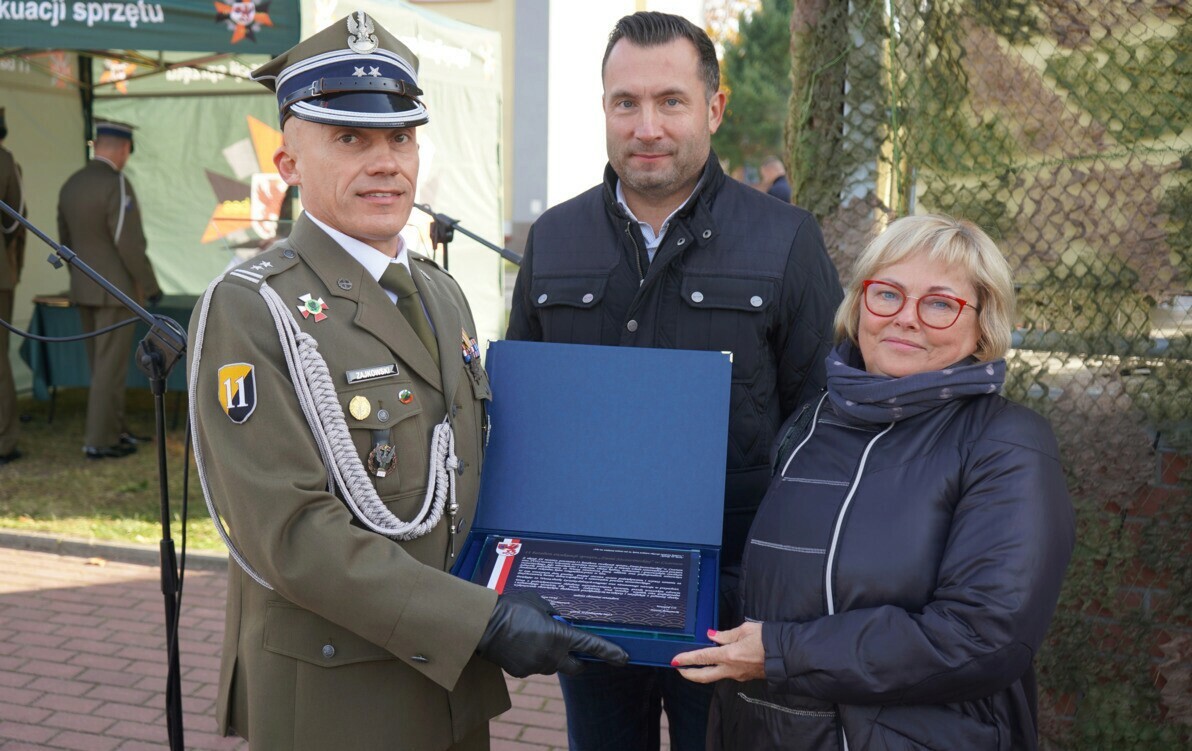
[297,292,329,322]
[367,432,398,478]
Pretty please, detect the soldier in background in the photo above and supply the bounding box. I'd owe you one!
[57,120,161,459]
[0,107,26,466]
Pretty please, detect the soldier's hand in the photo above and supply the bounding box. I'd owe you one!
[476,591,629,678]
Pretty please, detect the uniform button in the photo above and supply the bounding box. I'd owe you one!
[626,320,638,332]
[702,229,713,239]
[676,238,686,246]
[451,404,459,416]
[750,295,763,307]
[691,291,704,303]
[337,278,352,290]
[537,293,548,304]
[283,249,295,259]
[377,409,390,422]
[456,459,466,476]
[582,293,594,304]
[322,644,336,659]
[411,654,429,664]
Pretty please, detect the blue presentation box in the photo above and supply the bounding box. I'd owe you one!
[452,340,731,667]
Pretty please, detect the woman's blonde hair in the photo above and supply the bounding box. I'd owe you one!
[834,214,1016,361]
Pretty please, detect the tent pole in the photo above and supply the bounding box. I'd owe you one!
[78,53,93,162]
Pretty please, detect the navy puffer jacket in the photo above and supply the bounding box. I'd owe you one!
[710,391,1074,750]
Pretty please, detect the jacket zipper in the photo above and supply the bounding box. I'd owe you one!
[822,419,894,751]
[778,393,829,477]
[624,221,644,284]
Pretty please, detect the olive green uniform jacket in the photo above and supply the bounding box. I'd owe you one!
[57,158,159,306]
[189,215,509,750]
[0,144,25,456]
[0,145,23,293]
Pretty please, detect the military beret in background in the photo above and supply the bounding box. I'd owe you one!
[251,9,427,129]
[94,119,136,152]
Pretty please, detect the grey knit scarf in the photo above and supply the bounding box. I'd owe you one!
[826,340,1006,424]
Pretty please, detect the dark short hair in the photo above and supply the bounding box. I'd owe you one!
[602,12,720,98]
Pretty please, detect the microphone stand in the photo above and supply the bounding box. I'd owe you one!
[414,202,522,270]
[0,199,187,751]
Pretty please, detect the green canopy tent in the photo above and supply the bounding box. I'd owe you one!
[1,0,506,393]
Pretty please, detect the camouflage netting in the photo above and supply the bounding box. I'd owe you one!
[788,1,1191,747]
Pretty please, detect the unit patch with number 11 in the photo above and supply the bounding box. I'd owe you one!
[218,363,258,424]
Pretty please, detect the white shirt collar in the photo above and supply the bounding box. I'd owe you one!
[304,212,410,301]
[615,176,704,258]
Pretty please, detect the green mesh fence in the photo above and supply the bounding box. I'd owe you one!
[786,1,1191,747]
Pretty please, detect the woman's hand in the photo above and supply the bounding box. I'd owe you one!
[671,621,766,683]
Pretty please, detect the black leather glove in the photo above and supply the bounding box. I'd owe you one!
[476,591,629,678]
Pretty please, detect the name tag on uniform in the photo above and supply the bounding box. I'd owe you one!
[346,363,399,384]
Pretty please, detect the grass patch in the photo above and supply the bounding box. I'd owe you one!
[0,387,228,550]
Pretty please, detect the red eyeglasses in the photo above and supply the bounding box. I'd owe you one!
[861,280,979,330]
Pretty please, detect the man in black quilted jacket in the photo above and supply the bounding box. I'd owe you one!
[506,11,842,751]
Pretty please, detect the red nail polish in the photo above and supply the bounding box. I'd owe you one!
[670,658,680,667]
[707,629,717,638]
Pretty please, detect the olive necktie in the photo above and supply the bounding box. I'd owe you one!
[379,263,440,366]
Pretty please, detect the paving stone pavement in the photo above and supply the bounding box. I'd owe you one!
[0,543,672,750]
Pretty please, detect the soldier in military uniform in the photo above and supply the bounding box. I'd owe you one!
[0,107,26,466]
[57,119,161,459]
[188,13,626,751]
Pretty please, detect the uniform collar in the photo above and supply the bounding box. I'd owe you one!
[304,211,410,282]
[93,155,120,172]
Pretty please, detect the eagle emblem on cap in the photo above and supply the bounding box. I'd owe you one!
[347,11,379,54]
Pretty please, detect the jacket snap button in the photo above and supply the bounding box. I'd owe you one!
[322,644,336,659]
[626,320,638,332]
[676,238,686,246]
[702,229,712,239]
[411,654,429,664]
[537,293,548,304]
[750,295,763,307]
[582,293,594,303]
[691,291,704,303]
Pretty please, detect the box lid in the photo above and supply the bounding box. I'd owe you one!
[475,340,731,548]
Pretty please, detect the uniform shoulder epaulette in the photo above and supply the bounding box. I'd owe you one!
[223,245,300,290]
[410,251,449,276]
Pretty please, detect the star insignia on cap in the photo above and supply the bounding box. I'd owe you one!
[297,293,329,322]
[369,66,381,77]
[353,66,366,77]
